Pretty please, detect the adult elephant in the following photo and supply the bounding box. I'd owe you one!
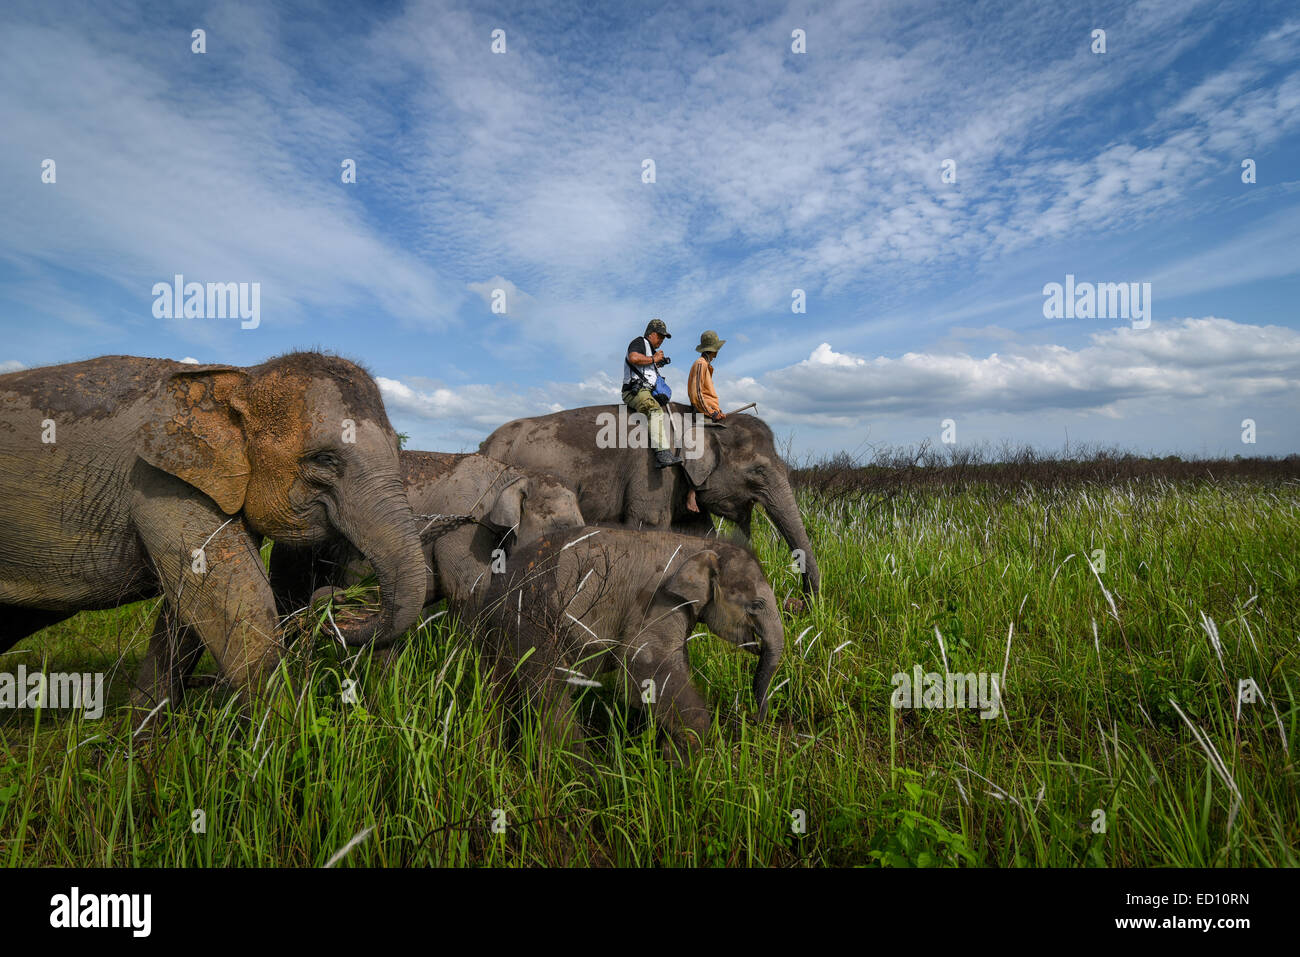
[0,352,427,705]
[480,403,820,595]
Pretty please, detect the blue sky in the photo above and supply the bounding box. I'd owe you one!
[2,0,1297,459]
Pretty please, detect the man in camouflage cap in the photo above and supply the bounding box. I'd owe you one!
[622,318,682,468]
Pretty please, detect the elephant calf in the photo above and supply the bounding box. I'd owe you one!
[480,403,822,596]
[404,452,586,607]
[270,451,585,624]
[474,526,784,760]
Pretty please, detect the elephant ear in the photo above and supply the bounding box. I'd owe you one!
[487,477,526,532]
[137,365,252,515]
[662,549,719,612]
[681,418,719,488]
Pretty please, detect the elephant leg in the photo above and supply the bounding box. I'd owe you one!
[499,626,589,761]
[132,482,283,699]
[735,506,753,541]
[626,644,711,762]
[131,599,204,714]
[0,606,74,655]
[534,679,588,761]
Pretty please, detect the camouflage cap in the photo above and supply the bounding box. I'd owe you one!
[645,318,671,338]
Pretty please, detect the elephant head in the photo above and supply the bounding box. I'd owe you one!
[679,410,820,596]
[483,470,586,548]
[664,544,784,719]
[137,353,426,647]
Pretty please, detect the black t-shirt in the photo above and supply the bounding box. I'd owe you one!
[624,337,658,391]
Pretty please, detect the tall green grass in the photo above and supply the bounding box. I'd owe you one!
[1,476,1296,866]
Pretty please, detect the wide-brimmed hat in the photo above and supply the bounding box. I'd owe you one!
[645,318,671,338]
[695,330,726,354]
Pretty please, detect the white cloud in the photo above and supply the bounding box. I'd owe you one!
[342,0,1300,345]
[465,276,535,319]
[0,360,25,373]
[378,318,1300,449]
[378,371,622,435]
[804,343,867,369]
[756,318,1300,422]
[0,13,464,331]
[3,0,1296,461]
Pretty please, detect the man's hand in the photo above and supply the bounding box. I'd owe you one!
[653,350,665,363]
[710,410,725,421]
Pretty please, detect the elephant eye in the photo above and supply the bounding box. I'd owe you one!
[305,450,342,470]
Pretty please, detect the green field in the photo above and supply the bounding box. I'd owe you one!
[2,470,1297,866]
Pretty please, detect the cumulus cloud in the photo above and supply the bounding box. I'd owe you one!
[379,318,1299,446]
[465,276,535,319]
[377,371,623,437]
[752,318,1300,423]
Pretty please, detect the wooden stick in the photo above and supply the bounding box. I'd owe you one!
[724,402,757,416]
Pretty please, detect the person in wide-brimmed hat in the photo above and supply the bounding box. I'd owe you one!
[682,329,728,514]
[687,329,727,422]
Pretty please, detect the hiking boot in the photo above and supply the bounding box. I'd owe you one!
[655,449,683,468]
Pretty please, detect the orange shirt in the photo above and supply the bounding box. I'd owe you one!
[687,357,720,415]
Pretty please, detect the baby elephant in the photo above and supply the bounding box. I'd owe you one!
[402,451,585,607]
[270,452,585,626]
[475,526,784,760]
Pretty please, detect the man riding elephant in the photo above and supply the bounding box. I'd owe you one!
[623,318,682,469]
[480,395,821,597]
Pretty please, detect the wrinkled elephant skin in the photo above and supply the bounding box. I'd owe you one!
[480,404,820,595]
[0,353,427,711]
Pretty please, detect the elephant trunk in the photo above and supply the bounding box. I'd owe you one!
[763,478,821,596]
[327,476,428,648]
[752,606,785,720]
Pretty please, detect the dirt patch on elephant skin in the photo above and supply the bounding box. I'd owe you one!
[253,351,393,430]
[550,406,614,451]
[1,356,175,421]
[401,450,467,486]
[1,351,393,432]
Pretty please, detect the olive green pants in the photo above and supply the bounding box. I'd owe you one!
[623,388,671,451]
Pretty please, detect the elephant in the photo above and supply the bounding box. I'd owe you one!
[473,525,785,761]
[0,352,428,708]
[402,452,586,606]
[479,403,820,596]
[269,451,586,624]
